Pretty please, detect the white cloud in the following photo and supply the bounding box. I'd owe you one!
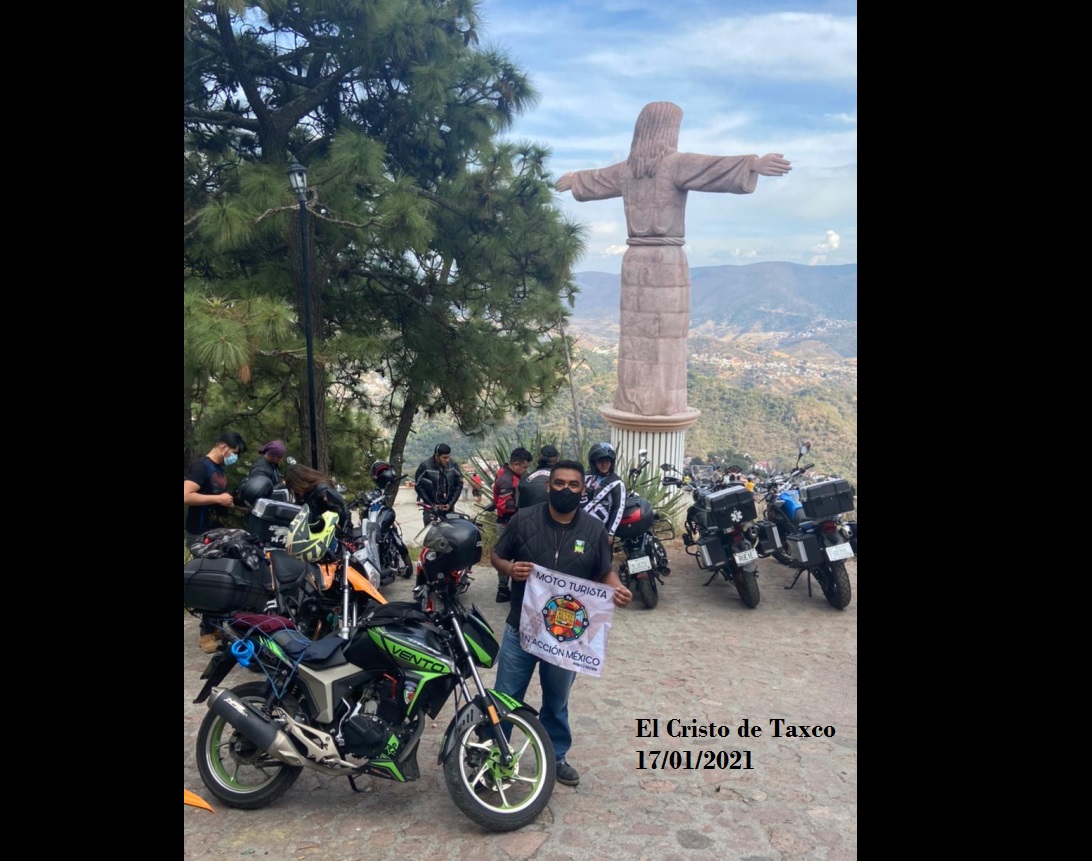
[808,229,842,265]
[810,229,841,254]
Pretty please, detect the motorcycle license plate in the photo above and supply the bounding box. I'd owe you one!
[628,555,653,573]
[826,543,854,561]
[733,547,759,565]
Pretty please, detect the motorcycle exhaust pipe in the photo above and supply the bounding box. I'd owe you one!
[207,687,308,767]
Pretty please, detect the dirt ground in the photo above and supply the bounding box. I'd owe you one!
[185,487,857,860]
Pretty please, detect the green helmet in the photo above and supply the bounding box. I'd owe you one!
[285,506,339,562]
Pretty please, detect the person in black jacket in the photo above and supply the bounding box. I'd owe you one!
[492,447,531,603]
[414,443,464,527]
[490,460,632,787]
[237,439,286,509]
[284,464,349,528]
[517,444,559,511]
[582,442,626,540]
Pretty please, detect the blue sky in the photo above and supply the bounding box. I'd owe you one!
[479,0,857,273]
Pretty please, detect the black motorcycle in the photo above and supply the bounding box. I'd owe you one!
[662,463,762,608]
[613,449,671,609]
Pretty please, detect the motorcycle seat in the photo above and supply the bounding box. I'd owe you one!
[267,549,312,589]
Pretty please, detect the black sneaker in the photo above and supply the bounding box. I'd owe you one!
[495,585,511,603]
[555,760,580,786]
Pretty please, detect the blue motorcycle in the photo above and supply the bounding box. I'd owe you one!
[759,443,856,610]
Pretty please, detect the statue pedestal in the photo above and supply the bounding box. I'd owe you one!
[600,406,700,485]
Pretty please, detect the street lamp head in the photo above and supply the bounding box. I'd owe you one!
[287,161,308,204]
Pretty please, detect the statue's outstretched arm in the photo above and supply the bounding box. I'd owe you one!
[752,154,792,177]
[554,164,624,201]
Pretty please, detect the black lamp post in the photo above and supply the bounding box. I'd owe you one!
[288,160,319,470]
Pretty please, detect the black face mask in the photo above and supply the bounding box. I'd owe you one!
[548,488,582,514]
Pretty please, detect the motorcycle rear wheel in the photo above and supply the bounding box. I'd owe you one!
[819,562,852,610]
[443,707,555,832]
[733,568,761,608]
[196,681,302,810]
[635,573,658,609]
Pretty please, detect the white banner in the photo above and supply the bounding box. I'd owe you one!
[517,564,616,677]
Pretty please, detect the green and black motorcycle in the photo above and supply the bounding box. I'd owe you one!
[192,513,556,832]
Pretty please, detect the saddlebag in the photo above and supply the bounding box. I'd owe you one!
[696,535,728,571]
[184,557,272,614]
[799,479,855,519]
[702,485,758,531]
[246,498,303,549]
[754,520,783,555]
[786,532,822,565]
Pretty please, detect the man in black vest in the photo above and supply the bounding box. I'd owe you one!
[414,443,464,528]
[490,460,633,787]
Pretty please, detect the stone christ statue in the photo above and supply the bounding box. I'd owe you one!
[556,101,791,418]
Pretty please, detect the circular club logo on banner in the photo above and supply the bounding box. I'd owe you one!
[541,594,589,642]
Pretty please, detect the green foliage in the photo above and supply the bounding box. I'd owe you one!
[185,0,586,477]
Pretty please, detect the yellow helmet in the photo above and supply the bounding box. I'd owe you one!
[285,506,339,562]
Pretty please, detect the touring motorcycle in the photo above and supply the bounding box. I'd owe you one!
[759,443,855,610]
[662,462,762,608]
[192,513,556,832]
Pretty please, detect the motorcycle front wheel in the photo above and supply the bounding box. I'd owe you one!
[195,682,302,810]
[818,561,852,610]
[443,707,555,832]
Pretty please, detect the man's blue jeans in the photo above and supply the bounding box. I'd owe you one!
[493,624,576,763]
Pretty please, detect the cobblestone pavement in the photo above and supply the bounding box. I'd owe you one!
[184,499,857,861]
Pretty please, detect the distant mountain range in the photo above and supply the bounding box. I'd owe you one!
[571,262,857,358]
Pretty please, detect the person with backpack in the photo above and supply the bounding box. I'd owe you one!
[582,442,626,541]
[517,444,559,511]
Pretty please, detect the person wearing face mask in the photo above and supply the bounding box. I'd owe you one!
[184,430,247,542]
[184,429,247,653]
[490,460,633,788]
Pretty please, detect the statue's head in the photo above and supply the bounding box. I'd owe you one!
[628,102,682,177]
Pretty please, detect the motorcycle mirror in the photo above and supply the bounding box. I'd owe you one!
[638,448,648,458]
[660,463,674,471]
[799,442,811,456]
[285,456,298,466]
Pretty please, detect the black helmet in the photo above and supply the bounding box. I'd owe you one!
[588,442,616,470]
[237,474,274,508]
[370,460,397,489]
[421,517,482,581]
